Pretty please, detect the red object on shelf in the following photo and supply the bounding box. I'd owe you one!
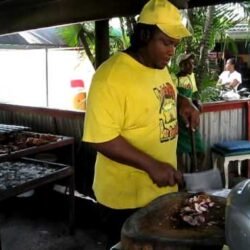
[70,79,84,88]
[70,79,86,111]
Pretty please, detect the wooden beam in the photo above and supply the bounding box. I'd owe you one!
[0,103,85,119]
[0,0,188,35]
[203,100,246,113]
[0,0,244,35]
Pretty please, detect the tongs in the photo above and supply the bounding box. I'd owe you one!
[190,128,198,173]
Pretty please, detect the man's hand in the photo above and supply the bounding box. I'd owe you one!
[177,94,200,131]
[147,161,183,187]
[192,99,202,112]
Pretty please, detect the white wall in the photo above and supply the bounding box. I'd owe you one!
[0,48,95,110]
[0,49,46,106]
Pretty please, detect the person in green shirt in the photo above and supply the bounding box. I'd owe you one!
[172,53,205,173]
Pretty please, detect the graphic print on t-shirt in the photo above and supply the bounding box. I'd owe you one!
[178,77,192,90]
[154,82,178,142]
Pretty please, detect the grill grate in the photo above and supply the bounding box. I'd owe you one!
[0,124,31,135]
[0,160,59,190]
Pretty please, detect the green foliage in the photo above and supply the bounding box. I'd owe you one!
[200,74,217,91]
[200,87,221,103]
[170,3,249,103]
[56,22,96,63]
[183,4,244,58]
[222,36,239,55]
[109,25,130,54]
[56,25,83,47]
[199,73,221,103]
[56,3,250,97]
[57,19,131,61]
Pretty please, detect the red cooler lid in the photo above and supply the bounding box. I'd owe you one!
[70,79,84,88]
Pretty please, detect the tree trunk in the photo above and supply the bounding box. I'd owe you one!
[196,6,215,90]
[78,27,95,67]
[125,16,136,37]
[119,17,127,49]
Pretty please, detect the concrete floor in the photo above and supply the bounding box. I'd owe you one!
[0,184,238,250]
[0,188,107,250]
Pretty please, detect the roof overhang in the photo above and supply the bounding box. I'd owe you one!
[0,0,247,36]
[226,23,250,40]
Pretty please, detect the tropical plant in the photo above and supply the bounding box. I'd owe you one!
[200,86,221,103]
[170,2,249,93]
[57,22,95,67]
[57,2,250,98]
[57,17,133,69]
[195,5,215,88]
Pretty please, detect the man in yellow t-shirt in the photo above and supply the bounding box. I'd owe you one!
[83,0,199,248]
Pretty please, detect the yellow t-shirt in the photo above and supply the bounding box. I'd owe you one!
[83,52,178,209]
[171,72,198,94]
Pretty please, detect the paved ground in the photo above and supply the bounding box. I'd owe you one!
[0,188,107,250]
[0,177,243,250]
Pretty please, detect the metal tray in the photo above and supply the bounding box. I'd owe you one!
[0,132,74,162]
[0,158,74,201]
[0,124,31,135]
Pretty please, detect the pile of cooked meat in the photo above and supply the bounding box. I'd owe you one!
[178,194,219,226]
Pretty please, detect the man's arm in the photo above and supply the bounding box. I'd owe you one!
[177,94,200,131]
[89,136,182,187]
[192,91,203,112]
[227,79,240,89]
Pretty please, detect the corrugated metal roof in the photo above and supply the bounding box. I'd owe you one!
[0,27,67,47]
[227,23,250,40]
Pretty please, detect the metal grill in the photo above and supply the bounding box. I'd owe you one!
[0,124,30,135]
[0,160,58,190]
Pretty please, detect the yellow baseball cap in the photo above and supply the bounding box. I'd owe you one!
[138,0,191,39]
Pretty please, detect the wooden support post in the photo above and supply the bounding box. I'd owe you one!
[95,19,110,69]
